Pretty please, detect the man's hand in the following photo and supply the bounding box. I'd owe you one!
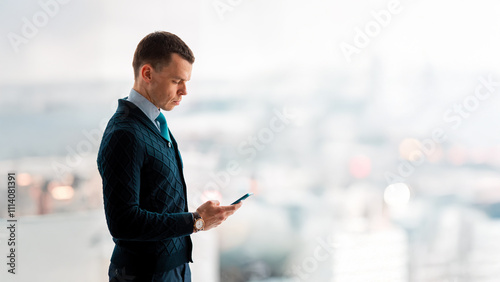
[196,200,242,231]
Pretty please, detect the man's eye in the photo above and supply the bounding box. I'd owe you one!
[173,80,180,84]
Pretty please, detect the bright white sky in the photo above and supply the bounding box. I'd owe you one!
[1,0,500,84]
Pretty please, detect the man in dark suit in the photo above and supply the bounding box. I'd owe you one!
[97,31,242,282]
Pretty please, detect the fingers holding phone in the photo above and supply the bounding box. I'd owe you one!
[195,200,241,231]
[195,193,252,232]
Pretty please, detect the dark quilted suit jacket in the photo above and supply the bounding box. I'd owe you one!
[97,99,193,274]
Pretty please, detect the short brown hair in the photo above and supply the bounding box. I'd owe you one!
[132,31,195,78]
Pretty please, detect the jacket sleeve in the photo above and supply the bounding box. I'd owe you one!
[97,128,194,241]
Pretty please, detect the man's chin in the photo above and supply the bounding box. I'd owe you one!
[161,105,176,111]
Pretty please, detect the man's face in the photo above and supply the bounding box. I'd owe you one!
[147,53,192,111]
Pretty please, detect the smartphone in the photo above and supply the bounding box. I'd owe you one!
[231,193,253,205]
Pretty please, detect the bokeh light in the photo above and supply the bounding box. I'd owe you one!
[348,155,372,179]
[384,183,411,207]
[50,185,75,200]
[399,138,422,161]
[17,172,32,186]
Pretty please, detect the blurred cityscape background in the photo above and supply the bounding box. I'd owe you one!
[1,0,500,281]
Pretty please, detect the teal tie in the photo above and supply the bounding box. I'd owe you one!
[155,112,172,143]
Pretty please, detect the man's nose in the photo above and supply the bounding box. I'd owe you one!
[179,82,187,95]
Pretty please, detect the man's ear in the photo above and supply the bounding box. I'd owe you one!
[141,64,153,83]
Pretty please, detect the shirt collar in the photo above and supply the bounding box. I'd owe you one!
[126,89,162,127]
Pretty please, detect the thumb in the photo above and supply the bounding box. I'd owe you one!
[211,200,220,206]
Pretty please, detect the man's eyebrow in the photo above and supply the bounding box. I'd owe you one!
[171,76,186,81]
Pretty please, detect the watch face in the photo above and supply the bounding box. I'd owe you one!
[195,219,204,229]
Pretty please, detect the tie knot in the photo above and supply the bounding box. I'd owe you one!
[156,112,166,125]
